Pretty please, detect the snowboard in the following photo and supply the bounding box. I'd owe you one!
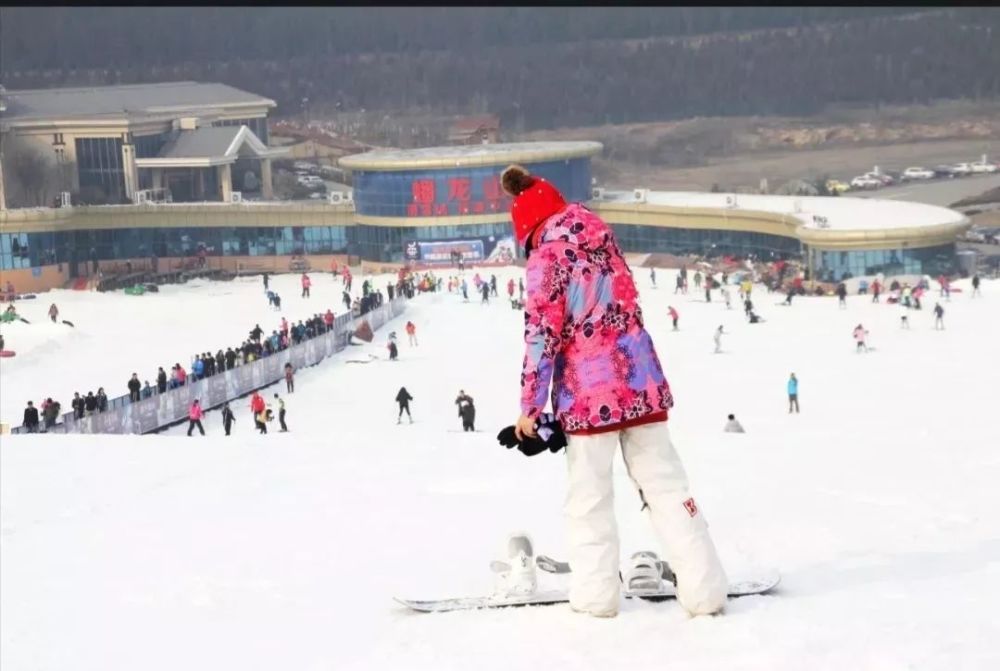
[396,560,779,613]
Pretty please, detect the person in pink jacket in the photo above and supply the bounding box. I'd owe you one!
[187,399,205,436]
[301,273,312,298]
[504,164,727,619]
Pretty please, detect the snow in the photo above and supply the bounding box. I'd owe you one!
[3,269,1000,671]
[604,189,969,232]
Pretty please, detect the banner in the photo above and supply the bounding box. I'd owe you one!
[416,239,485,264]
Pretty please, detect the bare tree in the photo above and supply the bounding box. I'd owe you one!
[3,136,56,207]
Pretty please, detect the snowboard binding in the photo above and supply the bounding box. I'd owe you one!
[489,533,538,597]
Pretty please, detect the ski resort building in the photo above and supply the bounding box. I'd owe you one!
[0,93,972,293]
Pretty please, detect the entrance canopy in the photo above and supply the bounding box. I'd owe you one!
[135,125,286,169]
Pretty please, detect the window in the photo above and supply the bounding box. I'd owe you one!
[75,137,125,203]
[52,133,65,146]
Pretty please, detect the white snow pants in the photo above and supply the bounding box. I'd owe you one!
[564,421,728,616]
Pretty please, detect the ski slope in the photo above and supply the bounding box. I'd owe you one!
[2,269,999,671]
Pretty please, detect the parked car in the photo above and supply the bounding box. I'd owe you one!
[901,166,936,180]
[850,175,883,190]
[932,165,960,178]
[825,179,850,194]
[296,175,324,189]
[863,172,895,186]
[970,161,999,174]
[951,163,974,177]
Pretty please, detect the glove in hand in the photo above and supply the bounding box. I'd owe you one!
[496,413,567,457]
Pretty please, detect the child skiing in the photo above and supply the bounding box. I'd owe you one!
[853,324,869,353]
[502,164,727,619]
[396,387,413,423]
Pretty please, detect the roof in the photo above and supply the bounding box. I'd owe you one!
[340,141,602,171]
[135,125,287,168]
[451,115,500,131]
[1,81,275,123]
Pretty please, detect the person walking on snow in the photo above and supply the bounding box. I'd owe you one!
[713,325,725,353]
[502,164,727,619]
[187,400,205,436]
[787,373,799,413]
[490,274,498,297]
[274,394,288,432]
[971,274,981,298]
[933,302,945,330]
[396,387,413,424]
[22,401,40,433]
[48,303,59,323]
[871,278,882,303]
[455,389,476,431]
[461,279,469,301]
[284,362,295,392]
[693,270,702,289]
[405,320,418,346]
[853,324,869,353]
[723,414,745,433]
[836,282,847,309]
[650,267,656,288]
[221,402,236,436]
[668,306,679,331]
[301,273,311,298]
[518,277,524,300]
[721,286,732,309]
[507,278,516,299]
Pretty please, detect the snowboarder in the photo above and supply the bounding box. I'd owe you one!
[971,274,981,298]
[405,320,418,346]
[501,164,727,619]
[48,303,59,323]
[933,302,945,330]
[668,306,679,331]
[787,373,799,413]
[723,414,745,433]
[396,387,413,424]
[127,373,141,402]
[22,401,40,433]
[221,402,236,436]
[455,390,476,432]
[713,325,725,353]
[274,394,288,432]
[853,324,869,353]
[187,400,205,436]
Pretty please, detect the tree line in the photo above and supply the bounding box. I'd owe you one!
[2,9,998,133]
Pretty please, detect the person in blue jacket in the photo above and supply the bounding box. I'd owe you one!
[787,373,799,413]
[191,355,205,382]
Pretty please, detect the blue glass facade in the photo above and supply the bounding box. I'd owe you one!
[351,158,592,218]
[611,224,802,260]
[813,244,957,281]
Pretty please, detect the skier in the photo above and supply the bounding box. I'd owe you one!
[301,273,311,298]
[713,325,725,353]
[787,373,799,413]
[22,401,40,433]
[501,164,727,618]
[723,414,745,433]
[127,373,141,402]
[853,324,869,353]
[187,399,205,436]
[387,333,399,361]
[836,282,847,309]
[274,394,288,432]
[221,402,236,436]
[933,302,945,330]
[406,320,418,346]
[48,303,59,323]
[396,387,413,424]
[455,390,476,432]
[971,274,981,298]
[668,306,679,331]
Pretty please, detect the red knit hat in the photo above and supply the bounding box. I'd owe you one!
[501,165,567,247]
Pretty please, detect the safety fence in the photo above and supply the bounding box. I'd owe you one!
[12,298,407,436]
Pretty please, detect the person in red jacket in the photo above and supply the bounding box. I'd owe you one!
[507,278,516,298]
[405,320,418,347]
[503,164,727,620]
[250,392,267,432]
[324,309,335,332]
[668,306,679,331]
[187,399,205,436]
[301,273,312,298]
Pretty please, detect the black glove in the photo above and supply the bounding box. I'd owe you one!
[496,414,567,457]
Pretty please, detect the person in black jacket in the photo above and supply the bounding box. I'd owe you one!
[225,348,237,370]
[156,367,168,394]
[396,387,413,424]
[221,402,236,436]
[127,373,142,402]
[22,401,40,433]
[96,388,108,413]
[455,390,476,431]
[72,392,85,419]
[84,391,98,415]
